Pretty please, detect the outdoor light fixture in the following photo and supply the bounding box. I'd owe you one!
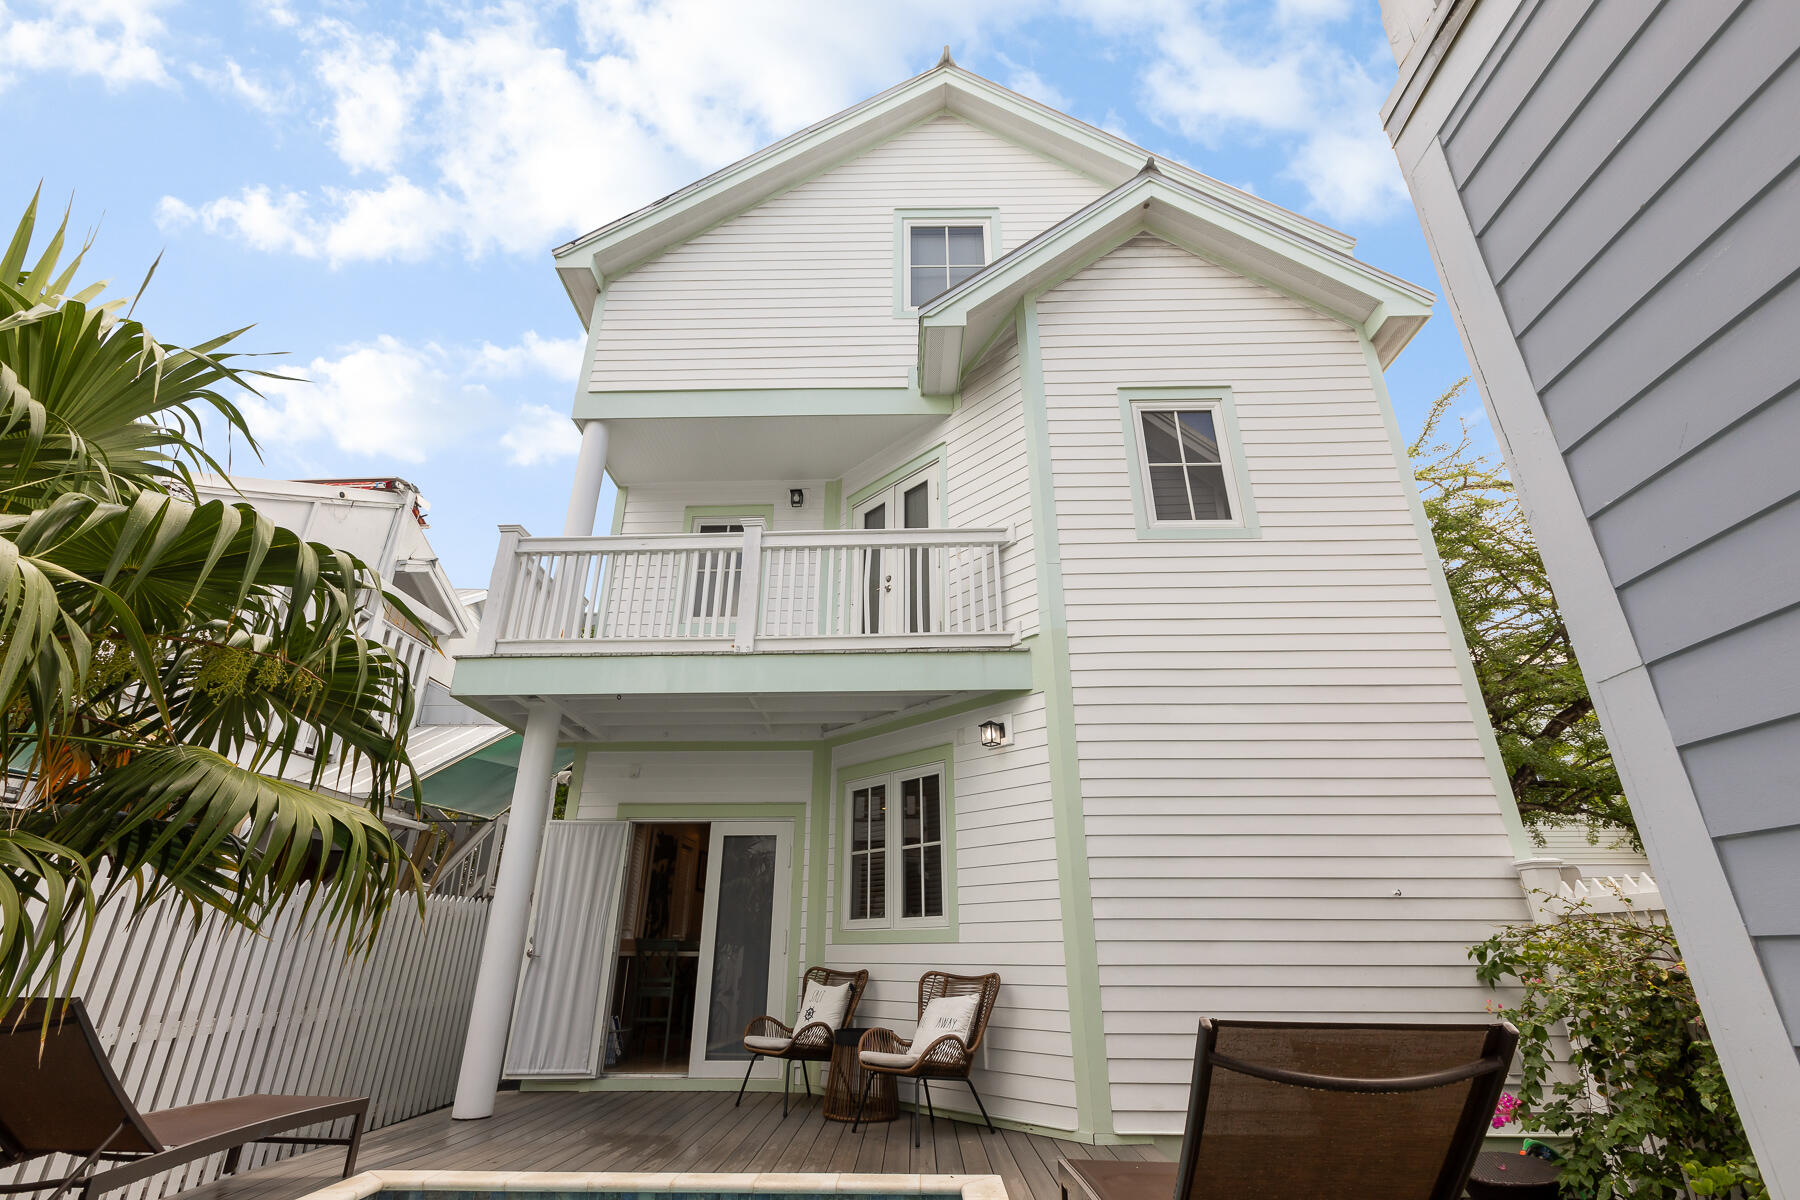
[979,720,1007,748]
[789,488,805,507]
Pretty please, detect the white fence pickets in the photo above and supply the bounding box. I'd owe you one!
[2,888,488,1200]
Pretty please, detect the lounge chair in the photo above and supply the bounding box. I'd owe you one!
[737,966,869,1116]
[0,999,368,1199]
[1059,1017,1518,1200]
[853,970,1001,1147]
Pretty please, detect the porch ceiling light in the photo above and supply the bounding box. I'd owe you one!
[789,488,805,507]
[979,720,1007,749]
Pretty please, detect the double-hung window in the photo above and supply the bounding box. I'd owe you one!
[843,758,951,931]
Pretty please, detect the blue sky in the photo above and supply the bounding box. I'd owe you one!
[4,0,1488,587]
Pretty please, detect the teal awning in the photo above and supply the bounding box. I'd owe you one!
[404,734,575,819]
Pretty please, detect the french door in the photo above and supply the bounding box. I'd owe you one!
[852,467,937,635]
[686,820,793,1077]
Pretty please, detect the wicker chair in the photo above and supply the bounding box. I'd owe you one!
[1058,1017,1518,1200]
[853,970,1001,1147]
[737,966,869,1116]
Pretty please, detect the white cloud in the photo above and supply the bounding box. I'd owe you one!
[0,0,173,89]
[169,0,1050,264]
[191,58,285,112]
[474,331,587,378]
[160,184,322,257]
[500,404,581,467]
[246,336,481,463]
[241,332,584,468]
[1129,8,1406,223]
[996,55,1069,111]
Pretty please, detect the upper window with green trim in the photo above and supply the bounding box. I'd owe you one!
[904,220,988,308]
[843,760,950,930]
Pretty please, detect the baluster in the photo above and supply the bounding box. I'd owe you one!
[986,544,1000,633]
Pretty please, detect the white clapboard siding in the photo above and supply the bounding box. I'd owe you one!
[1530,822,1652,876]
[1035,234,1530,1135]
[823,696,1078,1132]
[591,115,1107,389]
[1,889,488,1200]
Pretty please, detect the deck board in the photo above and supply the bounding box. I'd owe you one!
[170,1091,1162,1200]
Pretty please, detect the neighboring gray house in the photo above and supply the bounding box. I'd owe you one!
[1379,0,1800,1189]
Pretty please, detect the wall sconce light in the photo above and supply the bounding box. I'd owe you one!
[979,720,1007,749]
[789,488,806,508]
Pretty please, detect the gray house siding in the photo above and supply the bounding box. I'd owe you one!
[1432,0,1800,1057]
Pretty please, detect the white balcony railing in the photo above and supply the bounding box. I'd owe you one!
[474,526,1014,654]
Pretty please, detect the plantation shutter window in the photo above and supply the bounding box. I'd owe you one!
[841,759,952,931]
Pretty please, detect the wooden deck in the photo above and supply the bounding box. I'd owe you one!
[178,1090,1163,1200]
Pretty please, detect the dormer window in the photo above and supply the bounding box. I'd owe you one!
[896,211,997,312]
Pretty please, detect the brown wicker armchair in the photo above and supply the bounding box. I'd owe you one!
[852,970,1001,1147]
[736,966,869,1116]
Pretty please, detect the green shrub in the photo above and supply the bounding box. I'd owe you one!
[1471,900,1762,1199]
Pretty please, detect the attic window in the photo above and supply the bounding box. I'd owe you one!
[905,221,988,308]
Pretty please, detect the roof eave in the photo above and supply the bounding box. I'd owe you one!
[918,175,1435,389]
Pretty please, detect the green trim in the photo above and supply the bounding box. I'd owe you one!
[454,650,1032,700]
[608,484,628,535]
[573,387,949,422]
[806,747,831,973]
[1117,386,1261,540]
[844,443,948,523]
[893,208,1003,317]
[614,800,809,1018]
[683,503,775,531]
[830,742,959,944]
[1358,335,1533,860]
[822,480,842,530]
[1018,300,1113,1139]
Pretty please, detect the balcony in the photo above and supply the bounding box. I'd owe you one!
[475,526,1014,655]
[453,526,1028,740]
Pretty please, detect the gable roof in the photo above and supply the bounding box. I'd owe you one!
[915,163,1436,391]
[550,56,1359,320]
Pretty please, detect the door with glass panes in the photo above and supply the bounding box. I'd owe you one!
[851,468,937,635]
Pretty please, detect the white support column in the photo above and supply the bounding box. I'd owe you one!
[562,420,610,537]
[452,701,561,1119]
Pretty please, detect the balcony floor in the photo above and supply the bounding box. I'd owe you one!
[177,1090,1163,1200]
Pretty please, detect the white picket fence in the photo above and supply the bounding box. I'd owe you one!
[2,888,489,1200]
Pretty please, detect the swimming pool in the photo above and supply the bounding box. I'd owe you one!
[298,1171,1007,1200]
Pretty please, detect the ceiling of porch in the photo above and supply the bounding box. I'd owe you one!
[469,686,977,743]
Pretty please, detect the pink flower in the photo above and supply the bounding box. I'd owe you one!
[1491,1093,1520,1129]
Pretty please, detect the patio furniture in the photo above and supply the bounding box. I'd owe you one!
[1058,1017,1518,1200]
[0,998,367,1200]
[737,966,869,1116]
[822,1026,896,1124]
[1466,1151,1563,1200]
[852,970,1001,1147]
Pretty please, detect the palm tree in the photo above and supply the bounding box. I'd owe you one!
[0,190,420,1017]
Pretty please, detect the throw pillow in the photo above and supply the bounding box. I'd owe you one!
[914,992,980,1052]
[797,979,852,1032]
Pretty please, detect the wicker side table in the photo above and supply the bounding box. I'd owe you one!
[1466,1152,1562,1200]
[822,1026,896,1123]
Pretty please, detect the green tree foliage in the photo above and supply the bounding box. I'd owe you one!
[0,190,420,1017]
[1410,380,1632,841]
[1473,902,1762,1198]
